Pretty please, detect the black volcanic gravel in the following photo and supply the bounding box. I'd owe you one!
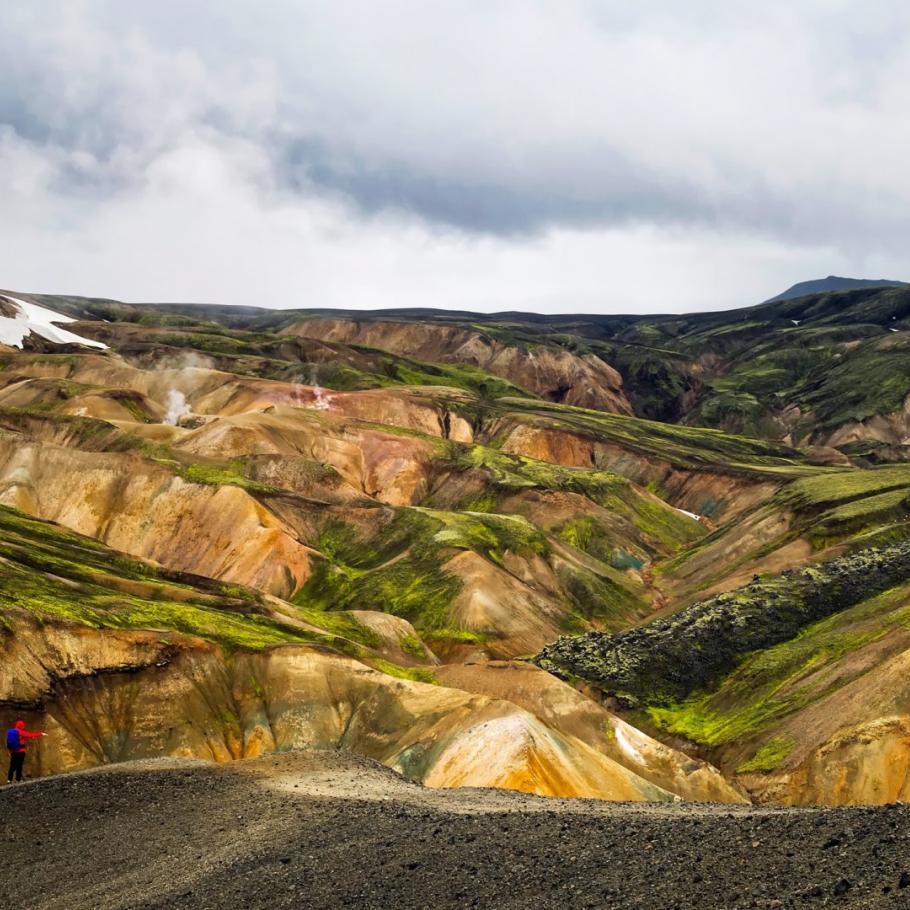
[1,751,909,909]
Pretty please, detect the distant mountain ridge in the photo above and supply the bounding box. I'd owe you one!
[764,275,907,303]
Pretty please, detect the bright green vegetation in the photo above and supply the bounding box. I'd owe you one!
[422,627,487,644]
[399,633,428,657]
[537,542,910,704]
[449,443,628,496]
[292,608,383,650]
[368,659,438,685]
[296,501,651,641]
[0,507,315,651]
[647,581,910,764]
[296,505,568,633]
[776,465,910,547]
[291,351,533,400]
[556,560,646,632]
[442,441,703,553]
[0,506,383,657]
[736,736,797,773]
[149,452,338,497]
[293,511,465,633]
[170,459,280,495]
[424,508,548,561]
[778,464,910,512]
[0,408,126,449]
[368,354,532,400]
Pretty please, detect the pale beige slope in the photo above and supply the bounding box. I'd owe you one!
[0,438,314,595]
[436,661,745,803]
[0,620,675,801]
[175,406,442,506]
[440,550,571,658]
[347,611,440,666]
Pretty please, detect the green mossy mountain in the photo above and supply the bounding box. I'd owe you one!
[4,282,910,804]
[536,540,910,704]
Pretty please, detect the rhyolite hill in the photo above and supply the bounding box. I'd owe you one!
[2,281,910,805]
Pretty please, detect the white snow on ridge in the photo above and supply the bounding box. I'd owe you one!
[0,295,107,350]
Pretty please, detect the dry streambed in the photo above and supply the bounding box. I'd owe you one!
[1,751,909,910]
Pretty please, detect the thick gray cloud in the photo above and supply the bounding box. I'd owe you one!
[0,2,908,312]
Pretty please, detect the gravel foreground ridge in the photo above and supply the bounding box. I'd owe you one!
[2,751,910,910]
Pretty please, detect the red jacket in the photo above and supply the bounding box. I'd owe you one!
[7,724,44,753]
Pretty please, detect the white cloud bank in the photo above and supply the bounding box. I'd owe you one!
[1,2,908,313]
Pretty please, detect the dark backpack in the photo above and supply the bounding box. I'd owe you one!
[6,728,21,751]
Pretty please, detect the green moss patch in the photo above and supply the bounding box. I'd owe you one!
[369,658,438,685]
[736,736,797,773]
[537,542,910,705]
[645,581,910,748]
[0,506,350,654]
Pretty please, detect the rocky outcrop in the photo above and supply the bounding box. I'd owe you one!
[537,541,910,704]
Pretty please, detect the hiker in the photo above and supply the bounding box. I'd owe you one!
[6,720,47,784]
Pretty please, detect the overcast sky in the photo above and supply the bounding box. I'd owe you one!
[2,2,908,314]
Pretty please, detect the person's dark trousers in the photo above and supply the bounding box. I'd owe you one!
[7,751,25,782]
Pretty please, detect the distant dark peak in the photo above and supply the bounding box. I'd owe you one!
[764,276,908,304]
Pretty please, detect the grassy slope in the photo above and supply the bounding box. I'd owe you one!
[536,540,910,704]
[291,504,651,642]
[0,506,385,656]
[471,397,828,479]
[658,463,910,598]
[648,580,910,754]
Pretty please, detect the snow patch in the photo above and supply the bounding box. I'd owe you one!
[674,506,702,522]
[0,295,107,350]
